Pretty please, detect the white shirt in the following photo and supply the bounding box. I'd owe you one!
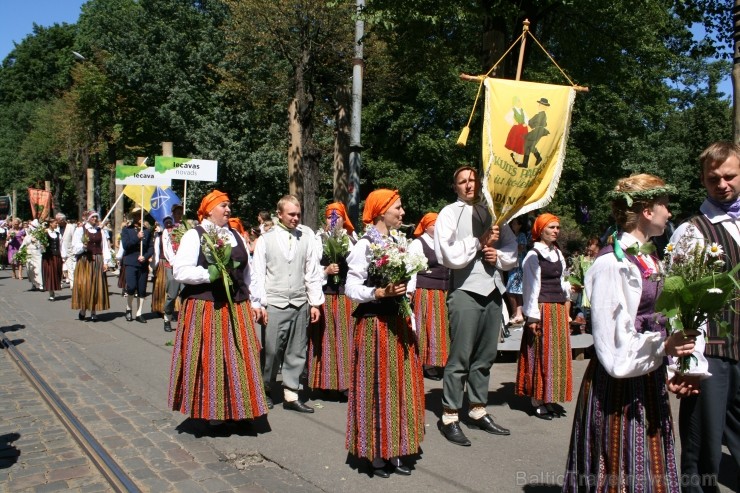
[172,219,250,288]
[344,237,381,303]
[585,232,709,379]
[161,227,176,263]
[61,223,75,259]
[249,223,324,309]
[522,242,570,322]
[670,199,740,255]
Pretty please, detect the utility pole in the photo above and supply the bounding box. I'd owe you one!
[348,0,365,225]
[733,0,740,143]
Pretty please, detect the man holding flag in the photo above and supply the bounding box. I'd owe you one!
[121,208,154,323]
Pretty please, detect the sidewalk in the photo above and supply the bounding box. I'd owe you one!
[0,270,735,492]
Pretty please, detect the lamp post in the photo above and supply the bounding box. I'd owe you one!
[348,0,365,225]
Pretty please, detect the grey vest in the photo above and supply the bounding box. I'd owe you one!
[262,225,312,308]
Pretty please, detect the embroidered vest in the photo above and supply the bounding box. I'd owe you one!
[689,214,740,361]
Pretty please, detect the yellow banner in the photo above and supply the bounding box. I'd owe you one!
[481,78,575,224]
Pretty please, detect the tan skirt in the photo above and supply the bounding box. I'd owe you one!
[71,254,110,312]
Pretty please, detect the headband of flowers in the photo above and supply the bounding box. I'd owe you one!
[605,185,678,208]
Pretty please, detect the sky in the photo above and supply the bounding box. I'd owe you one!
[0,1,733,98]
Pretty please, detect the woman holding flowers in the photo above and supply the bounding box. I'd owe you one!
[408,212,451,380]
[6,218,25,280]
[344,189,426,478]
[563,174,709,493]
[168,190,269,424]
[516,213,573,420]
[308,202,356,397]
[42,218,63,301]
[71,211,110,321]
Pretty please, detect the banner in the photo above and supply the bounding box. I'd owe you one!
[481,78,575,225]
[0,195,11,218]
[115,165,171,186]
[28,188,52,220]
[155,156,218,182]
[148,187,182,227]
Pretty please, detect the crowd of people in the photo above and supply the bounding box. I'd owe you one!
[2,140,738,490]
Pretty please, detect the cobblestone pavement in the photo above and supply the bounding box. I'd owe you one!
[0,270,735,493]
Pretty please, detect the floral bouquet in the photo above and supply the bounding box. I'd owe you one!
[322,210,351,284]
[365,226,428,318]
[31,226,49,249]
[14,245,28,265]
[656,227,740,373]
[200,225,242,348]
[170,220,191,252]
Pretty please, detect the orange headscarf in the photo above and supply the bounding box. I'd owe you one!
[413,212,438,237]
[197,190,229,221]
[228,217,246,237]
[531,213,560,241]
[362,189,400,225]
[326,202,355,235]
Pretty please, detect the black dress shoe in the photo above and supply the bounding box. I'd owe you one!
[283,400,315,413]
[371,466,390,478]
[466,414,510,435]
[440,421,471,446]
[135,316,147,324]
[533,405,553,420]
[89,315,98,322]
[78,313,86,321]
[125,310,133,322]
[163,320,172,332]
[265,396,274,409]
[393,464,412,476]
[423,368,442,381]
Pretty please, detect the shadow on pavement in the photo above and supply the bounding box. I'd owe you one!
[175,416,272,438]
[425,383,533,418]
[522,485,561,492]
[0,432,20,469]
[1,324,25,334]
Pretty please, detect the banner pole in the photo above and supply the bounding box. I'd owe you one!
[100,191,125,226]
[183,180,188,214]
[140,188,144,256]
[515,19,530,81]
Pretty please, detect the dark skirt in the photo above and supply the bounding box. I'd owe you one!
[151,262,166,314]
[42,254,63,291]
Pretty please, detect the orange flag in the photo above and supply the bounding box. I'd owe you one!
[28,188,52,220]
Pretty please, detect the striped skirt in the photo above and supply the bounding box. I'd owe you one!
[42,254,63,291]
[413,288,450,367]
[168,298,268,420]
[71,254,110,312]
[515,302,572,403]
[308,293,354,391]
[150,262,166,314]
[346,314,425,460]
[562,359,679,492]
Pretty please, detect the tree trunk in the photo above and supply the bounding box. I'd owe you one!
[333,85,351,205]
[733,0,740,143]
[288,98,303,199]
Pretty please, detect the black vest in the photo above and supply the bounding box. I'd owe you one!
[536,248,567,303]
[415,238,450,291]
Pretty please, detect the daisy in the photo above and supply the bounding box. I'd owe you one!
[707,287,723,294]
[707,243,724,257]
[664,243,674,255]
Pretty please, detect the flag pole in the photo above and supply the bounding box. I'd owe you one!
[183,180,188,214]
[100,190,126,226]
[140,187,144,256]
[515,19,530,81]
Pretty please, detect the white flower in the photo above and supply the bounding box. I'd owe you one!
[707,243,724,258]
[707,287,723,294]
[664,243,675,255]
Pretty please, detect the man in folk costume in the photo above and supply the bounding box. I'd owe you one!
[23,219,44,291]
[434,166,518,446]
[64,212,86,288]
[161,203,184,332]
[250,195,324,413]
[671,141,740,492]
[121,208,154,323]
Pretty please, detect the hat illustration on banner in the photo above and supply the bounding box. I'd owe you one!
[536,98,550,106]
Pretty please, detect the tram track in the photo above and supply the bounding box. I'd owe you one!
[0,329,142,493]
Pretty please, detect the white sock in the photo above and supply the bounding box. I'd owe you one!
[283,388,299,402]
[469,407,487,420]
[441,412,458,425]
[136,296,144,317]
[126,295,134,312]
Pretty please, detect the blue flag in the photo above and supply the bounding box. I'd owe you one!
[149,187,182,227]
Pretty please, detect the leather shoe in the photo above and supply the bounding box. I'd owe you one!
[88,315,98,322]
[423,368,442,381]
[466,414,510,435]
[283,400,314,413]
[371,466,390,478]
[163,320,173,332]
[265,396,274,409]
[393,464,412,476]
[136,316,147,324]
[533,405,553,420]
[125,310,133,322]
[78,313,86,321]
[440,421,471,446]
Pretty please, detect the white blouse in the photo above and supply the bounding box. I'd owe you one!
[585,232,709,379]
[522,242,570,322]
[71,223,111,262]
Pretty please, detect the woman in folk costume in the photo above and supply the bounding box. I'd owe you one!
[42,217,64,301]
[71,211,111,321]
[7,218,25,280]
[168,190,268,423]
[516,213,573,419]
[562,174,709,493]
[308,202,357,398]
[344,189,424,478]
[150,220,169,316]
[407,212,450,380]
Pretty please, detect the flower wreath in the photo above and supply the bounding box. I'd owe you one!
[605,185,678,207]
